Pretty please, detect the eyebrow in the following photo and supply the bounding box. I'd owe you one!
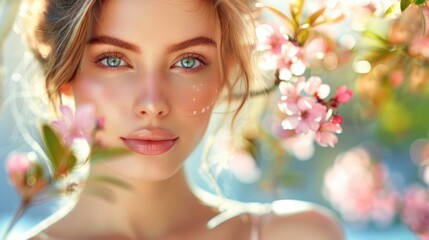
[88,35,217,53]
[88,35,141,53]
[167,36,217,53]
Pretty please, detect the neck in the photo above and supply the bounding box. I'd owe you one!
[84,164,216,239]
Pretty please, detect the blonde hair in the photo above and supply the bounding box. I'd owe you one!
[25,0,257,122]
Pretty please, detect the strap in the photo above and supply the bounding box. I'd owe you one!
[250,214,262,240]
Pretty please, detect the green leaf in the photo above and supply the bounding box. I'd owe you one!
[297,29,309,46]
[415,0,425,4]
[33,162,45,179]
[362,29,389,45]
[306,7,326,25]
[89,175,133,190]
[362,50,391,62]
[90,147,131,163]
[65,153,77,171]
[42,124,65,171]
[290,2,300,25]
[400,0,413,12]
[384,3,400,17]
[26,161,45,183]
[261,4,296,29]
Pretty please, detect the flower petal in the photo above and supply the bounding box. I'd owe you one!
[282,116,300,130]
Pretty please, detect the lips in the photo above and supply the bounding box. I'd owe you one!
[120,129,178,156]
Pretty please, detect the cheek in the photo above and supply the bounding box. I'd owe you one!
[170,72,222,118]
[71,78,106,105]
[71,75,132,111]
[71,76,132,139]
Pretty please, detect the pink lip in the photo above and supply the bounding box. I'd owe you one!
[120,129,178,156]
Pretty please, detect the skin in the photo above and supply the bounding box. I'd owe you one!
[73,0,222,181]
[37,0,345,239]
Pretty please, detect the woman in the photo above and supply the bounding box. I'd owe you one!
[24,0,344,239]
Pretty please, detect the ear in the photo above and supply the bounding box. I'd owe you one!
[60,83,73,96]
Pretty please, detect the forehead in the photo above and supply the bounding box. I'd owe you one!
[93,0,220,47]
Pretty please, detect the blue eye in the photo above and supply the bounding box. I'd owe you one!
[100,57,127,67]
[174,56,205,70]
[93,51,130,70]
[180,57,197,68]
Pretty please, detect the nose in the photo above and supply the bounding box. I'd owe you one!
[134,74,170,119]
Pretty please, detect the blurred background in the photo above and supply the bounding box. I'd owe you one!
[1,0,429,239]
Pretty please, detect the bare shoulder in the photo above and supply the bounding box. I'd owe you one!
[259,200,344,240]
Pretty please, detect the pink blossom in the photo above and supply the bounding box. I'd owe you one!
[277,42,306,79]
[332,115,343,124]
[390,70,404,87]
[280,97,326,134]
[6,153,33,189]
[303,38,328,65]
[256,24,289,55]
[51,104,96,146]
[323,147,399,226]
[304,76,331,99]
[409,37,429,59]
[335,86,353,103]
[315,122,342,147]
[402,185,429,236]
[388,5,423,44]
[278,77,305,103]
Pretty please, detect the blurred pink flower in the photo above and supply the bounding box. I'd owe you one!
[410,139,429,166]
[51,104,96,146]
[303,38,328,65]
[335,86,353,103]
[323,147,399,226]
[390,70,404,87]
[281,131,316,160]
[315,122,342,147]
[256,24,289,55]
[388,5,424,45]
[409,8,429,59]
[410,37,429,59]
[280,97,326,134]
[6,153,32,174]
[229,150,261,183]
[6,153,33,189]
[402,185,429,237]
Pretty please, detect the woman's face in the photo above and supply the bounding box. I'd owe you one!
[71,0,222,180]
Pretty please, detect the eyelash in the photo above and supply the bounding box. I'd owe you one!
[171,53,208,73]
[92,51,209,72]
[93,51,130,71]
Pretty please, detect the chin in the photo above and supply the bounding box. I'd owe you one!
[102,151,187,181]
